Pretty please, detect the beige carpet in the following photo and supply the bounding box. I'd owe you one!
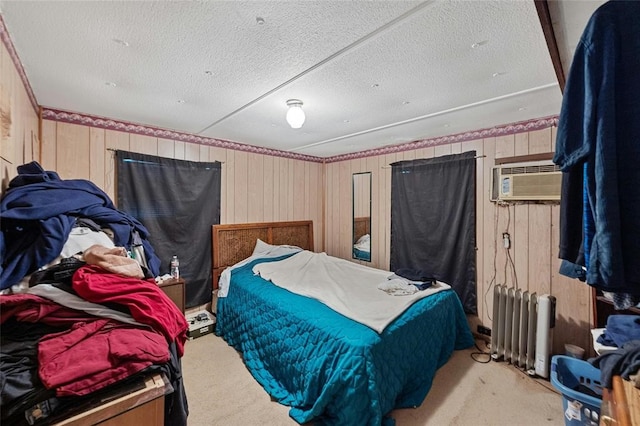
[182,333,564,425]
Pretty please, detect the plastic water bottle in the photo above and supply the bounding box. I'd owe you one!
[170,255,180,280]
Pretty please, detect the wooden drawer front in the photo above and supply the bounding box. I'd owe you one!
[159,279,185,313]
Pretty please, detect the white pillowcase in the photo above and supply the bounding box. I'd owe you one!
[252,238,303,256]
[355,234,370,245]
[252,238,275,256]
[218,239,303,298]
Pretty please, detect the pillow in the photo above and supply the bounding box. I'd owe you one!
[252,239,276,256]
[252,239,303,257]
[356,234,370,245]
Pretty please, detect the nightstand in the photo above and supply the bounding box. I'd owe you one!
[158,278,185,313]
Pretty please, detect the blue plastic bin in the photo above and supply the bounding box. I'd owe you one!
[550,355,603,426]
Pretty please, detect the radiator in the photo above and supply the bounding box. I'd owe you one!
[490,285,556,378]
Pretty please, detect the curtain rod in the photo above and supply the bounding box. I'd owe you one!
[381,154,486,169]
[106,148,224,163]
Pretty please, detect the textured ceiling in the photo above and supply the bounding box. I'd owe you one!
[0,1,574,158]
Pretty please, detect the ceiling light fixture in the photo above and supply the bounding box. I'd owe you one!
[286,99,305,129]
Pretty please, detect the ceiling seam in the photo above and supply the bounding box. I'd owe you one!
[195,0,436,135]
[289,82,560,153]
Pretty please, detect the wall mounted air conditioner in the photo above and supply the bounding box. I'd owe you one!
[490,163,562,202]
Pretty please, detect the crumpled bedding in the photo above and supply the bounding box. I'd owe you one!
[252,251,450,333]
[216,256,474,426]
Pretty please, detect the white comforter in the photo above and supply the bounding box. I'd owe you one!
[252,251,450,333]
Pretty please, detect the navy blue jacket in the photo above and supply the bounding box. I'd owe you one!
[1,162,160,289]
[554,1,640,294]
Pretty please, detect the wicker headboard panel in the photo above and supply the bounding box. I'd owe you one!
[212,220,314,289]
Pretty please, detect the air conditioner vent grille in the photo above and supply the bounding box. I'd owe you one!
[511,173,562,197]
[500,164,561,175]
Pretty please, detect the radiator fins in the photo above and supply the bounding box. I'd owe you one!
[490,285,555,378]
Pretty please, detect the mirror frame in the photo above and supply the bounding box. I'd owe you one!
[352,172,372,262]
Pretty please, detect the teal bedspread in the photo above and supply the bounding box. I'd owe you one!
[216,256,474,425]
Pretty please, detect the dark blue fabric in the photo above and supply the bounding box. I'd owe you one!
[390,152,477,314]
[583,164,594,269]
[115,151,222,308]
[0,162,160,289]
[558,170,584,264]
[553,1,640,294]
[559,260,586,281]
[394,268,435,283]
[8,161,61,188]
[597,315,640,347]
[589,340,640,388]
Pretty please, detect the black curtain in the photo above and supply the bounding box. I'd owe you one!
[115,151,221,308]
[390,151,476,313]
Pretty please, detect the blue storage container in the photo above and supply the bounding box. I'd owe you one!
[550,355,603,426]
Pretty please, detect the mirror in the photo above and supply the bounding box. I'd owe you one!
[352,172,372,262]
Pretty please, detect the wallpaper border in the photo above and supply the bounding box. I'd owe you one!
[42,107,558,164]
[323,115,559,163]
[41,107,326,163]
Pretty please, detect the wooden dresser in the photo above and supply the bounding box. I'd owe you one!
[52,374,168,426]
[601,376,640,426]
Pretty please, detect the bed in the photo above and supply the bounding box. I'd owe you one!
[212,221,474,426]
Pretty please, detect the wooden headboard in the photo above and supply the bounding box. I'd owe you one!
[353,217,371,242]
[211,220,314,289]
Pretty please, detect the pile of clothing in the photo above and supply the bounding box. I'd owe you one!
[0,161,161,291]
[589,315,640,388]
[0,162,188,425]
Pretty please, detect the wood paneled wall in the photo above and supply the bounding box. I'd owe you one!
[0,41,39,190]
[39,120,324,253]
[324,129,592,355]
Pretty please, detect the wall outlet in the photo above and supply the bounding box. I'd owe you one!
[477,325,492,337]
[502,232,511,249]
